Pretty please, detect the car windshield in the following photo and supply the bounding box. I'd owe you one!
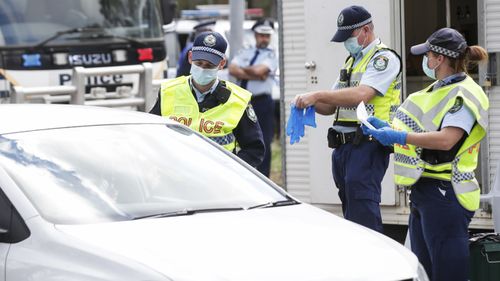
[0,124,287,224]
[0,0,163,47]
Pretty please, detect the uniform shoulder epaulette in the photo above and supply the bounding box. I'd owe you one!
[373,47,402,74]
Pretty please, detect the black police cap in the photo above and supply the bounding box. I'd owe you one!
[331,5,372,42]
[191,31,227,65]
[411,28,468,59]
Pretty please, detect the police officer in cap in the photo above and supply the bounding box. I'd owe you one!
[150,31,265,167]
[362,28,489,281]
[293,6,402,233]
[176,19,216,77]
[229,18,278,177]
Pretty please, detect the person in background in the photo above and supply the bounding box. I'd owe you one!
[362,27,489,281]
[293,6,402,233]
[176,19,216,77]
[151,31,265,168]
[229,18,278,177]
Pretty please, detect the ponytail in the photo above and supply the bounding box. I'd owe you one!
[451,45,488,73]
[466,45,488,63]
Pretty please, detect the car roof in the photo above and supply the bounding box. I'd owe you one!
[0,104,169,134]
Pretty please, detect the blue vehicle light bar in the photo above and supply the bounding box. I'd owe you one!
[22,54,42,67]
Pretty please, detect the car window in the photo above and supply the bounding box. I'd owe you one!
[0,124,287,224]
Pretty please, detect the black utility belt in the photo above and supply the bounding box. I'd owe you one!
[327,127,372,148]
[251,93,272,101]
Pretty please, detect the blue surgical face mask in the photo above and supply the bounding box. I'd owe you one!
[344,27,369,56]
[190,63,218,85]
[422,55,438,80]
[344,35,363,56]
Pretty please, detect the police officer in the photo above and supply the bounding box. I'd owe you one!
[150,31,265,168]
[363,28,489,281]
[293,6,402,233]
[229,18,278,177]
[176,19,216,77]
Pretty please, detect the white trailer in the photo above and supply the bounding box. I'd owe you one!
[279,0,500,229]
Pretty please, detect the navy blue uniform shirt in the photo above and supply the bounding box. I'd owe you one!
[149,79,265,168]
[176,42,193,77]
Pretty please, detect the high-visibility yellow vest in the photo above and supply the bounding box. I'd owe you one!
[335,43,401,124]
[392,76,489,210]
[159,76,251,151]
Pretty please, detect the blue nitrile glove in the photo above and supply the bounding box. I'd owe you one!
[303,106,317,128]
[286,105,306,144]
[361,116,390,135]
[287,105,317,144]
[294,106,305,142]
[367,116,389,129]
[364,127,407,146]
[286,105,297,141]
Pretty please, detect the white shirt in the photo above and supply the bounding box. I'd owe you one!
[231,46,278,95]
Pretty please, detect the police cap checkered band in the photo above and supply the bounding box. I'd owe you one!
[337,17,372,31]
[192,31,227,65]
[410,28,468,58]
[331,5,372,42]
[426,41,461,58]
[191,46,225,59]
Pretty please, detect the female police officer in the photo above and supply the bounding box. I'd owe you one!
[363,28,489,281]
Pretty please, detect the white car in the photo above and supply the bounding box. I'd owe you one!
[0,104,427,281]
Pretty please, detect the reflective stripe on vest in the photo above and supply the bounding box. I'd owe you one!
[335,43,401,124]
[393,76,489,210]
[159,76,251,151]
[398,85,488,132]
[209,133,235,146]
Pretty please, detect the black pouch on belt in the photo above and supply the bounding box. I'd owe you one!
[327,127,340,149]
[352,127,363,145]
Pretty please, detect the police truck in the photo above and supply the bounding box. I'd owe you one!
[0,0,174,104]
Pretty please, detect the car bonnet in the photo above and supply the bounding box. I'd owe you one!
[55,203,418,281]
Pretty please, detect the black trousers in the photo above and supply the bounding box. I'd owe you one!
[251,93,274,177]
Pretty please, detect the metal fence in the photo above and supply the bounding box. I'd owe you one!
[10,62,166,112]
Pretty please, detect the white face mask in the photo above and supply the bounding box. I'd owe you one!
[190,63,218,85]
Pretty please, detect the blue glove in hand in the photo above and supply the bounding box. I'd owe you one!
[286,105,316,144]
[303,106,317,128]
[364,127,408,146]
[286,105,297,143]
[361,116,390,135]
[367,116,389,129]
[286,105,303,144]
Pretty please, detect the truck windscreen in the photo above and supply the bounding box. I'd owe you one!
[0,0,163,47]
